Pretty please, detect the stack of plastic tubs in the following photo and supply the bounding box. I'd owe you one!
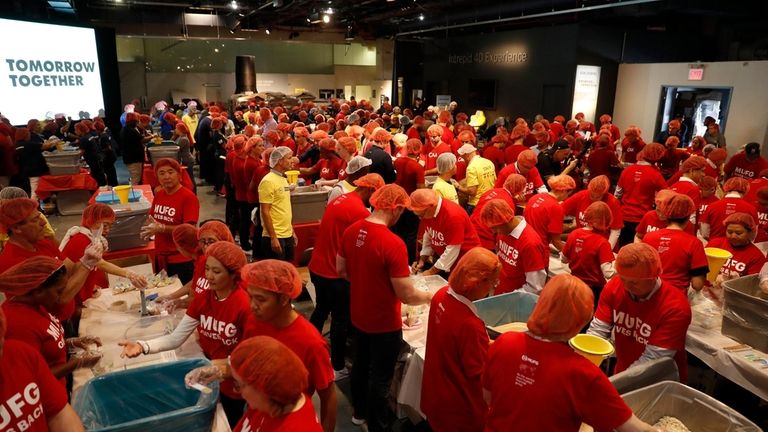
[147,143,180,166]
[96,190,152,251]
[43,149,81,175]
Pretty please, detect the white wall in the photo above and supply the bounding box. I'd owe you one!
[613,61,768,156]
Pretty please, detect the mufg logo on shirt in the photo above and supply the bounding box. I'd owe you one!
[198,315,240,346]
[497,240,519,267]
[0,383,44,431]
[613,310,652,345]
[355,227,368,248]
[153,204,177,223]
[425,227,446,247]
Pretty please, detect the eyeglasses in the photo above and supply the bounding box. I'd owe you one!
[199,238,217,246]
[232,379,249,393]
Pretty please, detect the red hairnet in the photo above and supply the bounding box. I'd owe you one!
[333,131,348,140]
[230,336,308,405]
[409,189,440,212]
[457,131,475,144]
[81,203,116,227]
[707,148,727,163]
[480,199,515,228]
[723,177,750,194]
[406,138,422,155]
[241,260,302,299]
[318,138,336,152]
[448,247,501,297]
[75,122,90,136]
[510,124,529,141]
[163,112,178,125]
[587,175,610,196]
[723,212,756,232]
[259,108,271,120]
[503,173,527,196]
[175,122,189,134]
[0,256,64,297]
[172,224,200,256]
[668,119,681,128]
[370,184,411,210]
[0,198,38,231]
[199,220,234,243]
[154,158,181,175]
[699,176,717,190]
[264,130,280,145]
[243,124,256,137]
[353,173,385,190]
[615,243,661,279]
[372,128,393,143]
[665,136,680,148]
[517,150,537,168]
[293,126,309,138]
[654,189,676,208]
[624,126,642,137]
[547,175,576,191]
[205,241,247,275]
[126,112,139,123]
[681,155,707,172]
[427,124,443,137]
[245,136,263,153]
[310,130,328,141]
[584,201,613,232]
[527,274,594,341]
[640,143,666,162]
[660,193,696,219]
[337,137,357,154]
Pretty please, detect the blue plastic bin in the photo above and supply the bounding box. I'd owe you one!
[473,291,538,339]
[73,358,219,432]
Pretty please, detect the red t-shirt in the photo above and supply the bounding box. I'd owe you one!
[2,302,67,388]
[248,161,270,204]
[700,196,759,240]
[658,149,689,179]
[495,222,548,294]
[562,228,614,287]
[61,233,109,305]
[191,255,209,296]
[504,145,527,166]
[483,332,633,432]
[337,159,349,181]
[495,164,545,200]
[642,228,709,291]
[670,178,702,211]
[470,188,516,249]
[0,340,69,432]
[586,148,619,180]
[394,157,425,194]
[244,315,334,393]
[0,239,74,321]
[595,278,692,381]
[279,137,296,153]
[313,155,345,181]
[421,287,489,432]
[186,287,251,398]
[621,138,645,164]
[339,219,411,333]
[455,158,467,181]
[441,125,454,147]
[424,142,451,172]
[309,192,370,279]
[744,177,768,203]
[233,396,322,432]
[561,190,624,232]
[482,146,505,173]
[225,151,237,174]
[636,210,695,239]
[230,155,249,202]
[756,203,768,243]
[698,195,719,222]
[422,199,481,263]
[150,186,200,264]
[523,193,564,245]
[617,163,668,222]
[705,237,766,278]
[724,152,768,181]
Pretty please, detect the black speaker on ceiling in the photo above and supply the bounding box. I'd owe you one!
[235,55,256,94]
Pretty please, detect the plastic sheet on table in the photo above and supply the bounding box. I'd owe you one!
[621,380,761,431]
[73,358,219,432]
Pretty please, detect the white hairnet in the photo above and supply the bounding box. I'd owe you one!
[437,152,457,174]
[269,146,293,168]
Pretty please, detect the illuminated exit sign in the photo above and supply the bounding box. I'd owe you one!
[688,68,704,81]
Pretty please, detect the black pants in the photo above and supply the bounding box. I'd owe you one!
[219,393,246,429]
[225,177,238,238]
[213,154,226,191]
[237,201,256,251]
[351,328,402,431]
[165,261,195,285]
[392,209,420,264]
[309,272,350,371]
[259,236,295,262]
[618,221,639,247]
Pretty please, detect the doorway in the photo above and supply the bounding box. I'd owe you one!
[655,86,732,146]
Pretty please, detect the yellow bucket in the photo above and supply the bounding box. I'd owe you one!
[55,141,64,152]
[113,185,132,204]
[569,334,614,366]
[704,247,732,282]
[285,170,300,185]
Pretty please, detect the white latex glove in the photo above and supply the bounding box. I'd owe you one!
[140,218,164,240]
[126,271,148,289]
[185,365,224,388]
[68,336,103,350]
[81,240,105,270]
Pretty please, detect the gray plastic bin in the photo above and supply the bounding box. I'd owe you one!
[106,207,149,251]
[291,186,329,223]
[147,145,180,165]
[473,291,538,339]
[721,274,768,353]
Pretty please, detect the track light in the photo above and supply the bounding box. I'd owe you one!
[229,0,238,10]
[322,14,330,23]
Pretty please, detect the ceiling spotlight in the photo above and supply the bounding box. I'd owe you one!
[265,27,271,35]
[418,13,424,21]
[229,0,238,10]
[325,8,334,14]
[322,14,330,23]
[214,48,219,52]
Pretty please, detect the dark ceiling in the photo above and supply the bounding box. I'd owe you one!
[3,0,768,59]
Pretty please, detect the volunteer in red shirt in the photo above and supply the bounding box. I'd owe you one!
[585,134,621,181]
[503,124,529,165]
[562,175,623,248]
[706,213,766,284]
[393,139,426,262]
[300,138,345,184]
[231,136,264,252]
[669,155,706,224]
[705,147,727,180]
[700,176,758,240]
[483,134,507,173]
[658,136,690,179]
[410,189,481,275]
[495,150,546,200]
[423,124,451,175]
[120,242,250,428]
[588,243,693,382]
[421,248,501,432]
[485,274,660,432]
[616,143,668,246]
[687,135,706,156]
[471,174,527,250]
[642,194,709,292]
[0,307,86,432]
[0,198,98,322]
[754,186,768,250]
[480,199,547,294]
[337,184,432,431]
[224,135,246,240]
[524,174,575,252]
[141,158,200,283]
[697,176,720,231]
[276,122,296,152]
[228,336,322,432]
[562,201,616,307]
[308,174,384,376]
[620,126,645,163]
[599,114,621,142]
[724,142,768,181]
[0,256,103,389]
[634,189,696,241]
[60,204,148,306]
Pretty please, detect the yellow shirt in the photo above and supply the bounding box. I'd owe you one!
[432,177,459,204]
[182,114,199,143]
[259,171,293,238]
[465,156,497,205]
